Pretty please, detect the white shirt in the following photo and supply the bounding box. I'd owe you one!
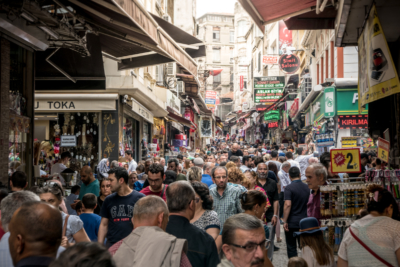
[278,170,291,192]
[295,154,314,180]
[287,159,300,169]
[128,159,137,174]
[51,162,67,185]
[240,165,250,173]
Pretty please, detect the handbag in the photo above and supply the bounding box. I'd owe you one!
[349,227,394,267]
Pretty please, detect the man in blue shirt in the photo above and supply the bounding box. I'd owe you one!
[201,162,214,186]
[282,166,310,258]
[80,193,102,241]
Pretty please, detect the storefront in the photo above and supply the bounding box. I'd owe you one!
[34,94,119,174]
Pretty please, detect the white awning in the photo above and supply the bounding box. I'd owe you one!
[35,93,118,111]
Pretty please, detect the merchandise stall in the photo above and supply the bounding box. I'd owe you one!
[152,118,166,158]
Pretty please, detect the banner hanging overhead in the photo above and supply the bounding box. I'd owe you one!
[358,5,400,113]
[253,76,285,106]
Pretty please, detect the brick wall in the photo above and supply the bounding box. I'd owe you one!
[0,38,10,186]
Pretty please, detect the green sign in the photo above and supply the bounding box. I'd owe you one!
[336,89,368,115]
[264,110,280,121]
[324,87,336,117]
[254,77,285,105]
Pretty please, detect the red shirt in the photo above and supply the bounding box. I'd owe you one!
[140,185,168,201]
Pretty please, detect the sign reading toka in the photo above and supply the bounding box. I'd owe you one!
[330,148,361,173]
[278,54,300,74]
[378,137,390,163]
[263,56,278,65]
[254,77,285,106]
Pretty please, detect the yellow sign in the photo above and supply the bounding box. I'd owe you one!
[377,137,390,162]
[358,5,400,113]
[330,148,361,173]
[341,137,358,148]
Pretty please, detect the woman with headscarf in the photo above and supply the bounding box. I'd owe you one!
[97,158,109,179]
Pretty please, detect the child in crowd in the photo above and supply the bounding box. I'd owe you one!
[79,193,101,241]
[74,200,83,215]
[288,257,309,267]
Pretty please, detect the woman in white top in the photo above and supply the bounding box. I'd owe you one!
[294,217,336,267]
[38,183,90,247]
[338,184,400,267]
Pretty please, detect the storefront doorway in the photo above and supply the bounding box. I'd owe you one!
[123,116,140,162]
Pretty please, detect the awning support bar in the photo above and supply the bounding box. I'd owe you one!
[46,48,77,83]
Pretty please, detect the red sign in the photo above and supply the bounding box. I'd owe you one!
[205,91,217,99]
[268,122,279,128]
[279,54,300,74]
[256,105,268,111]
[240,76,244,91]
[338,115,368,129]
[289,98,299,118]
[262,56,278,65]
[279,21,292,50]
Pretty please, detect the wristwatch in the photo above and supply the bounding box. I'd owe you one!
[273,215,278,218]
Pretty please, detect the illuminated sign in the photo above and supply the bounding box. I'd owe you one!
[338,115,368,129]
[256,105,268,111]
[253,76,285,106]
[264,110,280,121]
[268,122,279,128]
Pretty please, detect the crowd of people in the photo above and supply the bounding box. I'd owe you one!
[0,141,399,267]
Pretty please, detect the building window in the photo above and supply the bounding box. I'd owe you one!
[230,31,234,42]
[213,29,220,42]
[258,52,261,72]
[213,49,220,62]
[230,67,234,83]
[214,73,221,83]
[209,15,221,21]
[230,48,234,63]
[237,20,247,37]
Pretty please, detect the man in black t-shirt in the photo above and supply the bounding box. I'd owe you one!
[228,143,243,160]
[98,167,145,247]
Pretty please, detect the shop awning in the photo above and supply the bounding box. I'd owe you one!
[283,6,337,30]
[238,0,319,32]
[166,107,196,129]
[66,0,198,76]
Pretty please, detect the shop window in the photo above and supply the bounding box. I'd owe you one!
[123,116,139,162]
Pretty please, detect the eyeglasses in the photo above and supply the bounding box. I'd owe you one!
[214,176,227,180]
[230,239,270,252]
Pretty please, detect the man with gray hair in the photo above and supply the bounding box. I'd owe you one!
[166,181,219,267]
[109,195,190,267]
[193,157,204,169]
[0,191,65,267]
[220,213,273,267]
[306,163,328,222]
[110,160,119,169]
[210,166,243,226]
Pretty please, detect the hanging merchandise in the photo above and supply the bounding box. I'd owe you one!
[200,116,212,138]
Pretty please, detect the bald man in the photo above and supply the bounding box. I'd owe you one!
[79,166,100,200]
[8,201,62,267]
[228,143,243,160]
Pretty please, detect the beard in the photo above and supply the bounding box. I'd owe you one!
[251,258,264,266]
[257,172,268,179]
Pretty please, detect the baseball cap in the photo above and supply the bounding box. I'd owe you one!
[278,152,285,157]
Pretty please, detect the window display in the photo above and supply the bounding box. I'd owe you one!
[123,116,139,161]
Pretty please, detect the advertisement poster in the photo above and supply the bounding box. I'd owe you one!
[205,90,217,109]
[253,76,285,106]
[330,148,361,173]
[200,116,212,138]
[358,5,400,113]
[279,20,292,53]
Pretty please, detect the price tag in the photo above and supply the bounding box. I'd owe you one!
[378,137,390,163]
[330,148,361,173]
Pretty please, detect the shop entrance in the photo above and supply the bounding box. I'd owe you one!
[123,116,140,162]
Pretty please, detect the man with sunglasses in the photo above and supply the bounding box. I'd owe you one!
[140,163,167,201]
[220,213,273,267]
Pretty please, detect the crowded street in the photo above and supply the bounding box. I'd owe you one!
[1,0,400,266]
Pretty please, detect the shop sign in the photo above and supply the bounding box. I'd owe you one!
[289,98,299,118]
[358,5,400,113]
[35,100,116,111]
[264,110,280,121]
[167,90,181,114]
[254,76,285,106]
[378,137,390,163]
[337,90,368,115]
[256,105,268,111]
[278,54,300,74]
[330,148,361,173]
[324,87,335,117]
[240,76,244,91]
[131,98,154,123]
[341,137,359,148]
[338,115,368,129]
[200,116,212,138]
[263,56,278,65]
[268,121,278,128]
[61,135,77,147]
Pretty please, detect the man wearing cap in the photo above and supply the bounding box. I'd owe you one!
[193,158,204,170]
[282,166,310,258]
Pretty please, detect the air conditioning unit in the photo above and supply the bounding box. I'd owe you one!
[163,15,171,22]
[166,62,176,76]
[177,81,185,94]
